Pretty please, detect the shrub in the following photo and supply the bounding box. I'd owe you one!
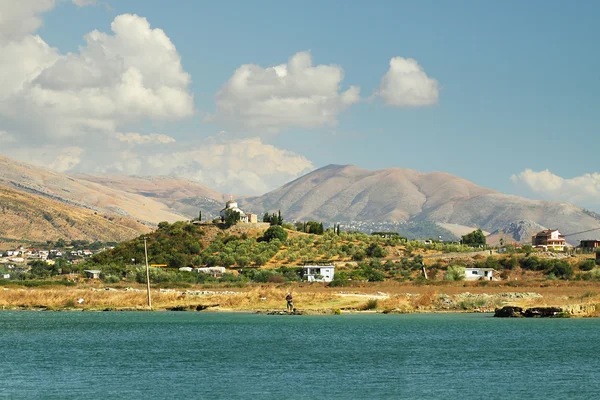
[102,275,121,284]
[262,225,288,243]
[366,243,387,258]
[520,256,541,271]
[362,299,378,310]
[444,265,466,281]
[547,260,574,280]
[579,259,596,271]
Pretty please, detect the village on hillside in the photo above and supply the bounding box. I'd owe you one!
[0,197,598,284]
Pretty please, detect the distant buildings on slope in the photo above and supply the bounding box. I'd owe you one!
[219,199,258,224]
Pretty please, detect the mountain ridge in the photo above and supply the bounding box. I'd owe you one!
[1,156,599,244]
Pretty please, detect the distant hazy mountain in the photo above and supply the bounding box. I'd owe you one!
[75,174,225,220]
[486,220,548,246]
[242,164,600,244]
[2,155,599,244]
[0,154,186,225]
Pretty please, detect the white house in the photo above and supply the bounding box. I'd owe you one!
[465,267,496,281]
[195,267,226,276]
[532,229,566,251]
[302,265,335,282]
[219,199,258,224]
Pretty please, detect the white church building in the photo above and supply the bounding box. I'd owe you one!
[219,199,258,224]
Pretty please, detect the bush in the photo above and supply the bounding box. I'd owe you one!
[444,265,466,281]
[262,225,288,243]
[362,299,378,310]
[579,259,596,271]
[520,256,541,271]
[547,260,573,280]
[102,275,121,284]
[366,243,387,258]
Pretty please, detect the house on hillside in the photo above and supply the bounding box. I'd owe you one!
[302,265,335,282]
[580,240,600,251]
[219,199,258,224]
[465,267,496,281]
[532,229,566,251]
[84,270,101,279]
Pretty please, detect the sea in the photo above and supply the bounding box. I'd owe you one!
[1,311,599,399]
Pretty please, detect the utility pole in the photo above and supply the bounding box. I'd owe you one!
[144,237,152,309]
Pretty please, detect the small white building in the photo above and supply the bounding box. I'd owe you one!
[219,199,258,224]
[83,270,102,279]
[465,267,496,281]
[195,267,226,276]
[302,265,335,282]
[1,274,9,279]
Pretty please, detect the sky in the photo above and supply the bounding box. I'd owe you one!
[0,0,599,211]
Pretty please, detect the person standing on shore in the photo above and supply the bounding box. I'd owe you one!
[286,292,293,312]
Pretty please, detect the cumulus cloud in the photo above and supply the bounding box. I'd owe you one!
[0,13,194,145]
[78,134,313,195]
[0,4,314,194]
[48,147,84,172]
[0,0,55,43]
[376,57,439,107]
[115,132,176,145]
[213,51,360,132]
[511,169,600,209]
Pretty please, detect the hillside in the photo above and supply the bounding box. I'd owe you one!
[75,174,225,220]
[2,154,599,244]
[0,154,186,224]
[0,187,150,242]
[242,164,600,244]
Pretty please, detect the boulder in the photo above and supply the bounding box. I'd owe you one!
[523,307,562,318]
[494,306,524,317]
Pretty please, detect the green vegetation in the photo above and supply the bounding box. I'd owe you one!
[461,229,486,246]
[445,265,466,281]
[262,226,288,243]
[362,299,379,310]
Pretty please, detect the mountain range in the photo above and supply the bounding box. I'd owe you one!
[0,155,598,245]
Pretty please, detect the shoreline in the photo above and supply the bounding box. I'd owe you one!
[2,282,599,317]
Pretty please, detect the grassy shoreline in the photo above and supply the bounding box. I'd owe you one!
[2,281,600,316]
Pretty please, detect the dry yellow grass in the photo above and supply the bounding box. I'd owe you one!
[2,281,600,316]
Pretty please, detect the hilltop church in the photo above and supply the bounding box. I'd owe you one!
[219,199,258,224]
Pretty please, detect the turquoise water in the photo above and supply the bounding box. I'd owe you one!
[1,312,599,399]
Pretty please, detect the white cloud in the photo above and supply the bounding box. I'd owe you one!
[213,51,360,132]
[115,132,176,145]
[376,57,439,107]
[0,13,194,145]
[72,0,97,6]
[48,147,84,172]
[511,169,600,209]
[73,134,313,195]
[0,6,313,195]
[0,0,55,43]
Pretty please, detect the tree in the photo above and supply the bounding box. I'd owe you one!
[263,212,271,223]
[224,210,241,227]
[366,243,387,258]
[461,229,486,246]
[277,210,283,225]
[444,265,466,281]
[198,211,202,221]
[263,225,288,242]
[548,260,573,280]
[306,221,324,235]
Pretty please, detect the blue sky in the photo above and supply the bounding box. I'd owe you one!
[1,0,599,209]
